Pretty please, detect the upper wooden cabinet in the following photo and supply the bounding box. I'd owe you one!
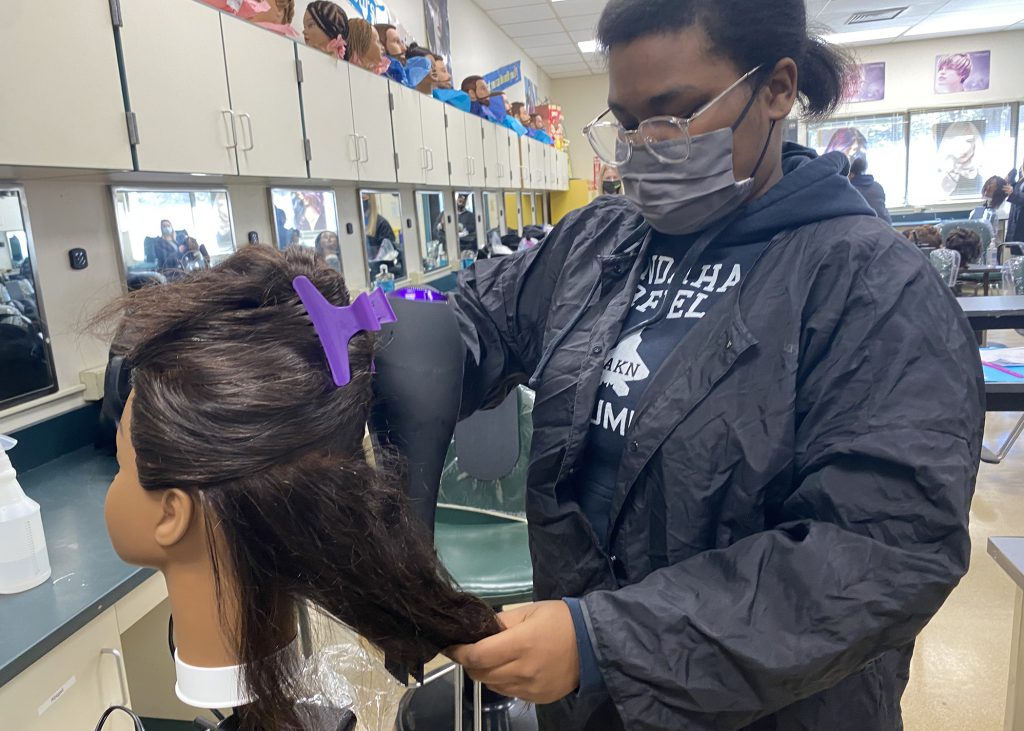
[221,19,307,178]
[0,1,131,170]
[119,0,236,175]
[348,66,398,184]
[298,46,360,182]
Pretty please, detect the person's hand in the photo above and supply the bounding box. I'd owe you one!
[1005,184,1014,195]
[448,601,580,704]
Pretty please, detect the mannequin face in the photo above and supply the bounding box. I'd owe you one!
[385,28,405,57]
[302,12,330,50]
[106,394,199,568]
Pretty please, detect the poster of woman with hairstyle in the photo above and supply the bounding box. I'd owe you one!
[935,51,991,94]
[935,120,986,197]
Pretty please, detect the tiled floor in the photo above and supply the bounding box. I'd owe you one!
[902,330,1024,731]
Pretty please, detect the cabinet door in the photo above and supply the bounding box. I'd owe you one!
[222,19,306,178]
[508,132,523,189]
[298,46,360,182]
[481,122,502,188]
[390,82,426,185]
[0,610,132,731]
[465,117,486,188]
[420,95,450,187]
[119,0,236,174]
[0,0,130,170]
[445,109,471,188]
[349,66,398,184]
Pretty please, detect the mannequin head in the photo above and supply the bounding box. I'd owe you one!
[430,54,452,88]
[348,18,386,72]
[102,246,498,728]
[375,23,406,60]
[251,0,295,24]
[303,0,349,54]
[511,102,529,125]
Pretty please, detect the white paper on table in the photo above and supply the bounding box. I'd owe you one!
[981,347,1024,366]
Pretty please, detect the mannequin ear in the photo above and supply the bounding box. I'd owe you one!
[154,488,197,548]
[765,58,798,121]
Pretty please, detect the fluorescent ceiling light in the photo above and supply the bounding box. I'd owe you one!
[822,26,910,44]
[578,39,598,53]
[904,12,1024,36]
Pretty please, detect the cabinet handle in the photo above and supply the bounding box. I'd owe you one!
[222,110,238,150]
[101,648,130,708]
[238,113,255,152]
[359,136,370,163]
[427,148,435,171]
[348,134,359,162]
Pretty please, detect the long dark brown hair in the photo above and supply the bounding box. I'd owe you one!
[104,245,499,728]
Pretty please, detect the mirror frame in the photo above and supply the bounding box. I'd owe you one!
[359,188,408,285]
[0,185,59,411]
[110,186,236,291]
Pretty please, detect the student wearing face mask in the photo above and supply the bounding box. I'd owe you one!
[599,165,622,196]
[446,0,982,729]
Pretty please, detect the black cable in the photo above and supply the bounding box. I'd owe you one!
[94,705,146,731]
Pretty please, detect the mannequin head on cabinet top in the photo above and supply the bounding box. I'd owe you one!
[347,18,387,73]
[101,245,499,729]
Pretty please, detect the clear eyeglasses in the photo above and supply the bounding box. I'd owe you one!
[583,65,763,167]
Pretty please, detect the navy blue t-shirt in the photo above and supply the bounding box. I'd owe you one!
[578,232,768,544]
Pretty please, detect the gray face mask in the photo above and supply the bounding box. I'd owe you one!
[619,126,756,235]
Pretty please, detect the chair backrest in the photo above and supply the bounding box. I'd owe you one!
[939,219,993,254]
[439,387,533,518]
[1004,256,1024,295]
[930,248,961,287]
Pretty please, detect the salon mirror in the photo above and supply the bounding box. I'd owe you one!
[112,188,235,291]
[271,188,342,273]
[522,192,537,227]
[0,188,57,409]
[361,190,407,286]
[453,191,478,254]
[483,191,503,252]
[415,191,449,274]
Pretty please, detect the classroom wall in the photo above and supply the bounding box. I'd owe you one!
[551,29,1024,187]
[295,0,552,103]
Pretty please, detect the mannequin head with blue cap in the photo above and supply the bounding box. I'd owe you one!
[100,245,499,728]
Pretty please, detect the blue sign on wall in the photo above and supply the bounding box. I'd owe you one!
[484,61,522,93]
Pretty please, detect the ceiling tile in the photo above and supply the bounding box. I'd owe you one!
[533,53,585,66]
[475,0,536,9]
[529,44,583,58]
[569,28,598,42]
[487,4,557,25]
[502,19,562,38]
[559,13,602,33]
[552,0,609,18]
[517,31,576,50]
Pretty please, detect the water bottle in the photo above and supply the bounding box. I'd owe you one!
[374,265,395,294]
[460,250,476,270]
[987,242,999,267]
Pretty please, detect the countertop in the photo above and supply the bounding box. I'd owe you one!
[0,447,153,688]
[989,537,1024,591]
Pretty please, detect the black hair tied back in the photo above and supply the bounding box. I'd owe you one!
[596,0,852,119]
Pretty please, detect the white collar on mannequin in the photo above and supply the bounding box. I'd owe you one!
[174,650,252,709]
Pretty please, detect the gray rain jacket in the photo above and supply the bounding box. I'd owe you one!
[451,147,984,730]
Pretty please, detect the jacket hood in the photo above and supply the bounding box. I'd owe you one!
[851,174,877,187]
[723,143,875,244]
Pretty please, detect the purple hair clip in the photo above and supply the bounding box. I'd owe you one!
[293,276,397,387]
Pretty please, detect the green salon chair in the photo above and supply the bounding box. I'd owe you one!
[398,387,537,731]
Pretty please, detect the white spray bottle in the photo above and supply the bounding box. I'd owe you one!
[0,435,51,594]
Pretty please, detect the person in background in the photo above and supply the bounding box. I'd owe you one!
[848,156,891,223]
[935,53,972,94]
[971,176,1007,237]
[314,231,342,272]
[348,18,389,75]
[1005,162,1024,242]
[364,198,405,279]
[302,0,349,59]
[251,0,300,40]
[456,194,478,251]
[599,164,622,195]
[153,220,182,271]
